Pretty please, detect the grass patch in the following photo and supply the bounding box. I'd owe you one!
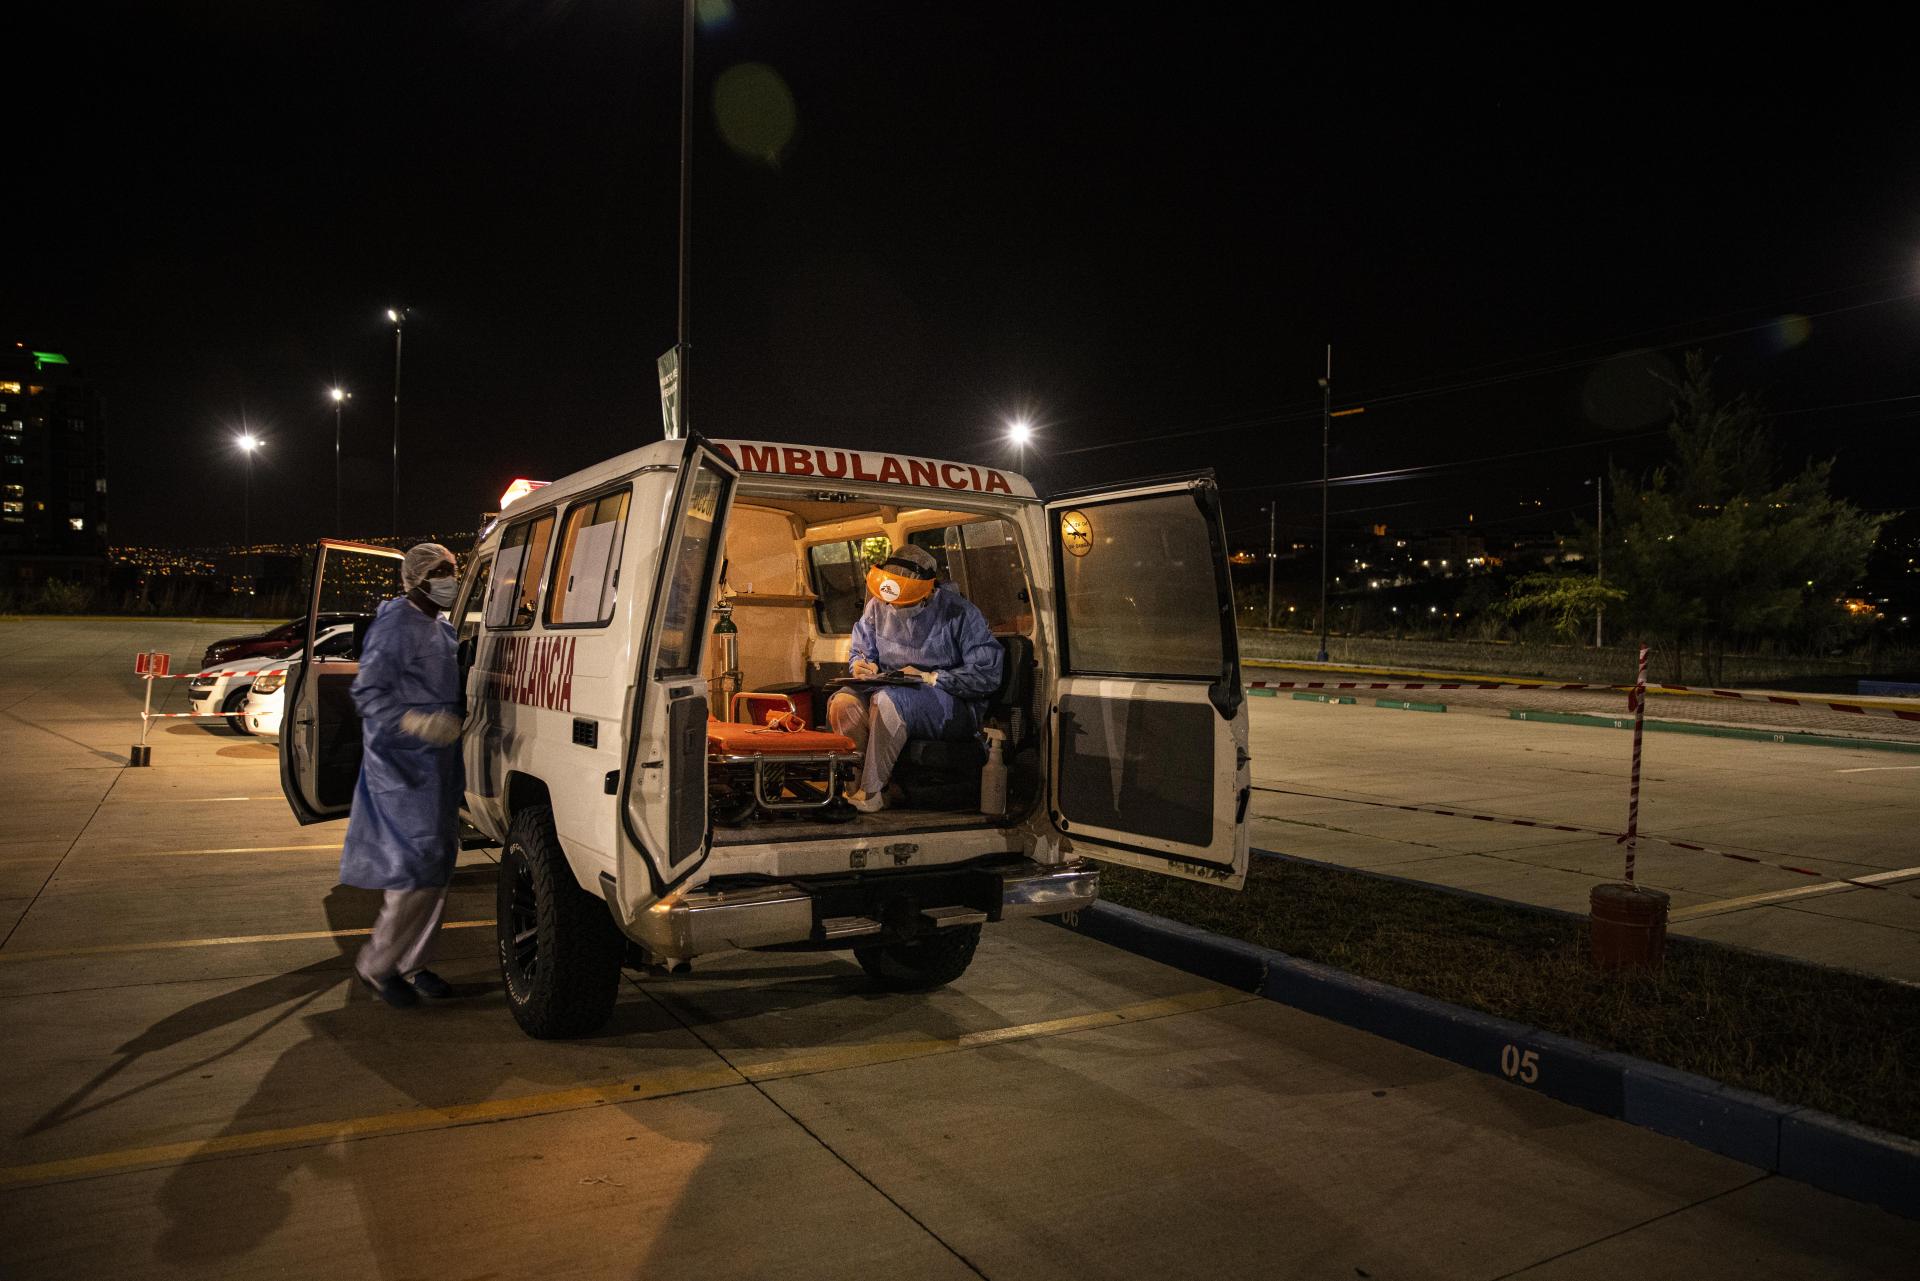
[1094,854,1920,1139]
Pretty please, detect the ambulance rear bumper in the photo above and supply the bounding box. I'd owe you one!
[629,858,1099,961]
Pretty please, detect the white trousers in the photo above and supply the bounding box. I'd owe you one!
[356,885,449,984]
[828,689,909,797]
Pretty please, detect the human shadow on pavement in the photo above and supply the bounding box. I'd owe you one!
[142,921,1024,1270]
[24,871,493,1139]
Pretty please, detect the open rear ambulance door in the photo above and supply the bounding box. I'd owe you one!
[1046,475,1250,888]
[278,539,406,824]
[617,440,738,917]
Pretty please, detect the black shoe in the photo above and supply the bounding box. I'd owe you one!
[408,969,455,999]
[360,972,420,1008]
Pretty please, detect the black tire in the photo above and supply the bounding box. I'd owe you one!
[222,686,251,734]
[854,924,981,992]
[497,805,626,1038]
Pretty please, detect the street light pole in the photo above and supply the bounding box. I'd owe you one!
[387,308,408,538]
[1265,502,1276,631]
[236,433,260,617]
[1317,344,1331,663]
[329,387,349,533]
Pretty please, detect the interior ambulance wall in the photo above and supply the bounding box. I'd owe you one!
[713,505,812,701]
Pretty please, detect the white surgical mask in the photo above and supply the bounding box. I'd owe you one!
[424,577,458,608]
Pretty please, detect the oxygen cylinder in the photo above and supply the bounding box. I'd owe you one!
[979,726,1008,817]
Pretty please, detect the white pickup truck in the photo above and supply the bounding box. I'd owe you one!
[278,437,1250,1037]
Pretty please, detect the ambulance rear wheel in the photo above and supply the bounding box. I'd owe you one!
[854,924,980,992]
[497,805,624,1039]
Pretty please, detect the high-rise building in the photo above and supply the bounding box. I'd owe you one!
[0,345,110,591]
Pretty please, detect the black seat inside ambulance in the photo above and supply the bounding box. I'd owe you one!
[891,634,1036,811]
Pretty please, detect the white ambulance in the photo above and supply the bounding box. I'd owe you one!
[278,437,1250,1038]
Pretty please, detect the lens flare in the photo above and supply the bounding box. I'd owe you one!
[1763,313,1812,354]
[714,62,797,167]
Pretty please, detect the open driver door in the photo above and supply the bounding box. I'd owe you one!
[1046,474,1251,888]
[278,539,406,824]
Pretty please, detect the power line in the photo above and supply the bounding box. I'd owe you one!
[1053,286,1920,460]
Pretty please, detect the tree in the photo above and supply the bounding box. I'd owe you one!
[1604,354,1885,681]
[1497,572,1627,641]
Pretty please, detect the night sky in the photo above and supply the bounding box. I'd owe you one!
[11,4,1919,551]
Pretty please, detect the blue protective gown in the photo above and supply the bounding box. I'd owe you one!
[339,596,465,891]
[847,584,1004,739]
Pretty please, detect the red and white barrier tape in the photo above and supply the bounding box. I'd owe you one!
[1623,644,1648,882]
[148,667,289,681]
[144,709,250,720]
[1245,677,1920,722]
[1251,784,1920,901]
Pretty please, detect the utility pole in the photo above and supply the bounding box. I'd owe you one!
[1317,344,1331,663]
[1594,461,1607,648]
[675,0,694,435]
[1265,502,1277,631]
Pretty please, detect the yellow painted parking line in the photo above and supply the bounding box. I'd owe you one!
[0,1062,745,1190]
[0,987,1249,1189]
[117,842,346,858]
[1669,865,1920,922]
[740,986,1255,1082]
[0,919,493,964]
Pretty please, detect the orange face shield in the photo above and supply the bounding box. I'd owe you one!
[866,565,935,608]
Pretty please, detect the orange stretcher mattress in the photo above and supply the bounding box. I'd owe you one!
[706,717,857,757]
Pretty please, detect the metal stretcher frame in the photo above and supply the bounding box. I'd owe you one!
[712,692,862,812]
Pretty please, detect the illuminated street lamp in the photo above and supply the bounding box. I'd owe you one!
[235,433,262,616]
[1008,418,1032,473]
[329,386,351,532]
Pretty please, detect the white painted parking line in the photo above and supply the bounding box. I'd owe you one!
[1833,765,1920,774]
[1669,866,1920,922]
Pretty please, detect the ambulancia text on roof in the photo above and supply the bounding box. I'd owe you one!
[713,440,1034,498]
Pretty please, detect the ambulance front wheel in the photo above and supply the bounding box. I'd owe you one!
[854,924,981,992]
[497,805,624,1039]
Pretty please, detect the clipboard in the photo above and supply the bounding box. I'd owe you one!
[826,672,926,689]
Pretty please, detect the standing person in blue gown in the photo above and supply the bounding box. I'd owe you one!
[340,542,466,1008]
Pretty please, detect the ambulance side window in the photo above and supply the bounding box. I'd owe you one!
[908,520,1030,635]
[807,535,891,634]
[484,513,555,631]
[545,488,631,628]
[457,554,492,643]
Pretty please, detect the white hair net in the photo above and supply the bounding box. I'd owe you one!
[402,542,455,591]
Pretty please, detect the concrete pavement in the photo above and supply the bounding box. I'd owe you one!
[1,617,1916,1277]
[1245,691,1920,981]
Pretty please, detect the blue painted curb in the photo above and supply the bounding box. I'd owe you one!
[1055,900,1918,1220]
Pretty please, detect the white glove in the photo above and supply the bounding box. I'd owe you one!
[400,709,462,746]
[850,658,879,679]
[900,666,938,686]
